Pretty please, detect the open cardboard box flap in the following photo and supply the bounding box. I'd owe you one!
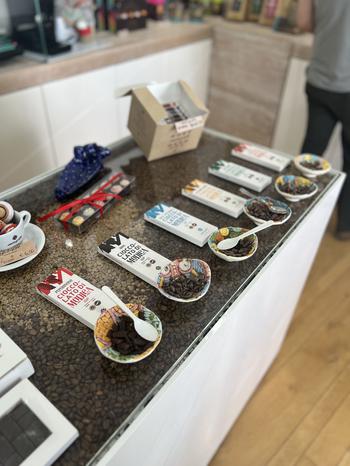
[115,80,208,123]
[133,87,168,123]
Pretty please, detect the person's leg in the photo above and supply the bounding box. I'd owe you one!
[302,84,338,155]
[336,94,350,234]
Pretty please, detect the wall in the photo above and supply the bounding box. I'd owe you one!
[0,0,9,34]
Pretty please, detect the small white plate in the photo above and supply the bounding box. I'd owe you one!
[0,223,46,272]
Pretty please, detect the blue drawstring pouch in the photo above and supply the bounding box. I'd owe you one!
[55,143,111,201]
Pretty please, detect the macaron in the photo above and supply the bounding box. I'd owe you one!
[72,216,84,226]
[0,201,14,223]
[1,223,16,235]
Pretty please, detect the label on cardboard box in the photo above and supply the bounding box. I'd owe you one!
[182,179,245,218]
[231,143,290,172]
[36,268,115,329]
[144,203,217,247]
[209,160,272,192]
[175,116,204,134]
[98,232,170,287]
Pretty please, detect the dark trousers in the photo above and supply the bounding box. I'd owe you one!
[302,83,350,232]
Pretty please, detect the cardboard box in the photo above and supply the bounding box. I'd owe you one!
[121,81,209,161]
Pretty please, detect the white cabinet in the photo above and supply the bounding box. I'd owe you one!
[0,39,212,189]
[272,57,342,170]
[161,39,212,102]
[42,64,120,166]
[0,87,56,192]
[42,39,212,166]
[272,58,309,157]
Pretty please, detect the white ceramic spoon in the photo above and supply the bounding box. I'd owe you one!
[217,220,275,251]
[102,286,159,342]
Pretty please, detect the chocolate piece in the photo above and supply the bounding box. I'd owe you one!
[107,311,153,356]
[161,273,207,300]
[280,183,314,195]
[247,200,287,222]
[222,236,254,257]
[163,102,188,124]
[300,160,323,170]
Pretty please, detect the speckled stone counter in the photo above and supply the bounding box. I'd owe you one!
[0,130,340,465]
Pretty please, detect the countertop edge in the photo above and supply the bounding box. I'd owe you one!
[0,23,213,96]
[0,19,313,97]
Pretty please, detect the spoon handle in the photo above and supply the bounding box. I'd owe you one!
[237,219,275,241]
[239,187,256,199]
[102,286,135,321]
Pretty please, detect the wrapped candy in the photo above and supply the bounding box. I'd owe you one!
[55,143,111,201]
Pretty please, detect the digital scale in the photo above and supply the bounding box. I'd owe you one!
[0,329,78,466]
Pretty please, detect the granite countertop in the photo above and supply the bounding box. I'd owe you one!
[0,131,339,465]
[0,21,212,96]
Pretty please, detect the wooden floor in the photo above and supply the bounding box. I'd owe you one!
[210,222,350,466]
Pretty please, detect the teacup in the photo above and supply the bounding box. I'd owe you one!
[0,211,31,252]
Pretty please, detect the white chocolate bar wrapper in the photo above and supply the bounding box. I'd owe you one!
[231,143,290,172]
[182,179,245,218]
[209,160,272,192]
[144,203,217,247]
[98,232,170,287]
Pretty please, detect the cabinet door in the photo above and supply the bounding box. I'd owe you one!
[42,65,120,166]
[272,58,309,156]
[43,52,170,165]
[0,87,56,192]
[113,52,168,141]
[161,39,212,102]
[43,40,212,166]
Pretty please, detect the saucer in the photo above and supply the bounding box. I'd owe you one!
[0,224,46,272]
